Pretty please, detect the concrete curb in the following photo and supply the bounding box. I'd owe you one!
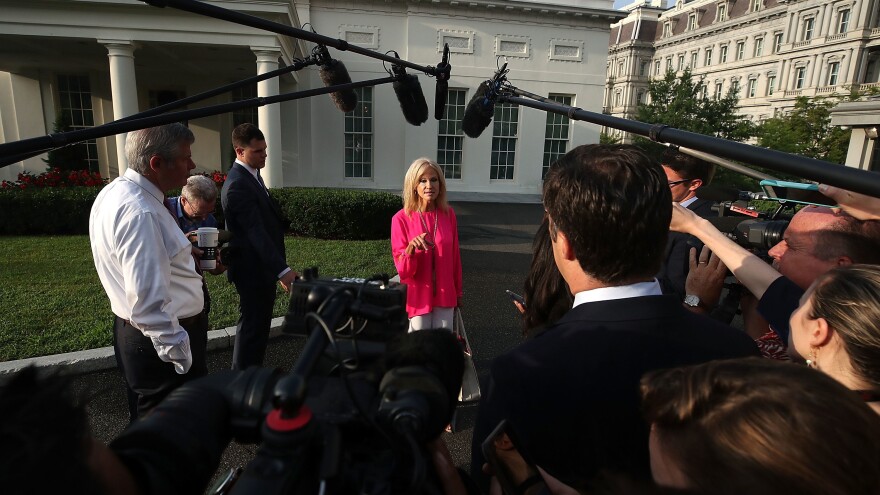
[0,317,287,379]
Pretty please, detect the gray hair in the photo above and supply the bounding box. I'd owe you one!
[125,123,195,175]
[181,174,218,203]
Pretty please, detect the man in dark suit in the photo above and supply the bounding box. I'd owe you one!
[221,123,297,370]
[656,148,718,304]
[471,145,758,492]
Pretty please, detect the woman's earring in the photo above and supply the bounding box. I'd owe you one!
[806,346,819,369]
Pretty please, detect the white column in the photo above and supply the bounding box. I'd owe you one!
[99,40,139,177]
[843,48,854,86]
[252,47,283,189]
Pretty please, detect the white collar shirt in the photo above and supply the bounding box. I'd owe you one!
[572,279,663,308]
[89,169,203,373]
[680,196,698,208]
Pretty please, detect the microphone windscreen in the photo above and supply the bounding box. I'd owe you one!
[434,79,448,121]
[696,185,740,202]
[384,330,464,410]
[462,81,494,138]
[393,74,429,126]
[319,59,358,113]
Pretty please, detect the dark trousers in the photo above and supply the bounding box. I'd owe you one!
[232,279,277,370]
[113,311,208,422]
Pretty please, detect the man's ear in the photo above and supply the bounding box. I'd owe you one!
[148,155,163,173]
[837,255,854,267]
[687,178,703,193]
[557,230,576,262]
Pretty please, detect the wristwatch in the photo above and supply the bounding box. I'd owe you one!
[683,294,703,309]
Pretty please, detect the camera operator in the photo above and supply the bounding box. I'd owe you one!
[656,149,718,304]
[471,144,758,493]
[670,203,880,353]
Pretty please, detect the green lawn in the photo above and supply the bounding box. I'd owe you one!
[0,236,395,361]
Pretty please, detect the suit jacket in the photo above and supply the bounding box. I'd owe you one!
[657,197,717,300]
[471,294,758,490]
[220,163,288,287]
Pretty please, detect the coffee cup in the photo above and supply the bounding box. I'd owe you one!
[197,227,219,270]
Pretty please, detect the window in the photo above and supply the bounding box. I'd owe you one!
[663,22,672,37]
[666,58,673,71]
[344,87,373,178]
[490,103,519,180]
[637,91,647,104]
[688,14,697,30]
[714,82,723,99]
[701,84,709,98]
[705,48,713,66]
[838,9,851,34]
[437,88,466,179]
[828,62,840,86]
[678,55,685,70]
[655,60,661,75]
[542,94,572,179]
[57,74,99,172]
[691,52,698,68]
[732,79,740,94]
[720,45,728,63]
[795,67,806,89]
[640,60,650,77]
[618,61,624,77]
[767,75,776,95]
[747,79,757,97]
[615,91,622,106]
[802,18,814,41]
[736,41,745,61]
[754,37,764,57]
[717,4,727,22]
[231,84,258,129]
[751,0,761,12]
[773,33,783,53]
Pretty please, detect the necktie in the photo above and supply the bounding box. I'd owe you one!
[256,171,269,196]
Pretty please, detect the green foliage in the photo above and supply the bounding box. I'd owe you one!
[0,187,100,235]
[43,113,91,172]
[0,235,396,361]
[634,69,755,157]
[755,95,852,164]
[269,188,401,240]
[599,132,621,145]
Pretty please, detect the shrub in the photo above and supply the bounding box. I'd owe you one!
[268,188,401,240]
[0,187,101,234]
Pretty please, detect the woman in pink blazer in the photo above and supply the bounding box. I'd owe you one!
[391,158,463,331]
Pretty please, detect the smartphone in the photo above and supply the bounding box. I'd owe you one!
[505,290,526,306]
[760,180,837,208]
[482,420,539,495]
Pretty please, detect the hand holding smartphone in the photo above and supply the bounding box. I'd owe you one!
[482,420,543,495]
[505,290,525,306]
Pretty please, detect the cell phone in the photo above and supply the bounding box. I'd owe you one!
[505,290,525,306]
[482,420,539,495]
[760,180,837,208]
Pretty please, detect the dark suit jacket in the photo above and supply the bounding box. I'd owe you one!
[657,198,717,300]
[470,294,758,490]
[220,163,288,287]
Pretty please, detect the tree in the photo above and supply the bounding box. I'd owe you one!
[756,95,852,165]
[43,112,89,172]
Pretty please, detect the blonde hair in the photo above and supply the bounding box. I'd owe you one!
[402,157,448,214]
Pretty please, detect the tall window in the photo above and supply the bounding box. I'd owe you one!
[690,52,698,68]
[701,84,709,99]
[795,67,806,89]
[654,60,661,75]
[688,14,697,30]
[736,42,745,61]
[437,89,466,179]
[232,84,258,128]
[754,38,764,57]
[767,75,776,95]
[666,58,673,71]
[751,0,761,12]
[542,95,572,179]
[802,18,814,41]
[678,55,685,70]
[828,62,841,86]
[720,45,728,63]
[705,48,713,66]
[732,79,740,94]
[717,4,727,22]
[490,103,518,180]
[640,61,650,76]
[838,9,851,33]
[714,82,723,99]
[773,33,783,53]
[344,87,373,178]
[57,74,99,172]
[747,79,757,97]
[663,22,672,37]
[618,61,624,77]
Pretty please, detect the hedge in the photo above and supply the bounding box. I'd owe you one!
[0,185,401,240]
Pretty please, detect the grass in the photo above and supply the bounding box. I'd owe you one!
[0,235,396,361]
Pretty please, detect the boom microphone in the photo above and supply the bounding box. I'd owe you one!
[461,62,509,138]
[434,43,451,121]
[392,64,429,126]
[696,185,769,202]
[315,44,358,113]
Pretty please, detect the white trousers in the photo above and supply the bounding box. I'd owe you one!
[409,306,454,332]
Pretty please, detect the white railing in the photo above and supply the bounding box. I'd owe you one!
[784,89,803,97]
[793,40,812,48]
[825,32,847,42]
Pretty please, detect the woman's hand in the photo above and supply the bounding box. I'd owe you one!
[819,184,880,221]
[405,232,432,255]
[670,202,701,235]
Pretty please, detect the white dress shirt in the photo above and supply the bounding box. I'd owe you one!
[89,169,204,374]
[572,279,663,308]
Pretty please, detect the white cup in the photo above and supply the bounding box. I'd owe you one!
[197,227,219,270]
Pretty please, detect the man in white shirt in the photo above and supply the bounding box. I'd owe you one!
[89,123,208,421]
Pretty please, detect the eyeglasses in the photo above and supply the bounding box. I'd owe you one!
[667,179,692,187]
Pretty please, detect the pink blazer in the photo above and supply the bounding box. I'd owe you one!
[391,207,463,318]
